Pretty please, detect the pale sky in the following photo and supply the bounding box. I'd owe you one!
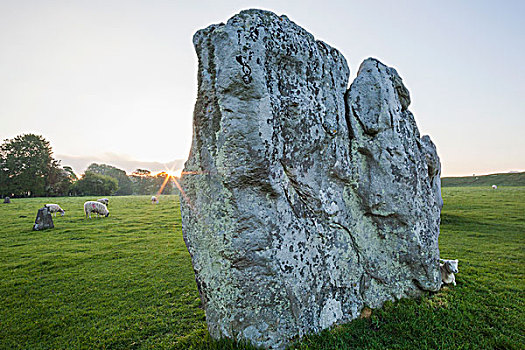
[0,0,523,176]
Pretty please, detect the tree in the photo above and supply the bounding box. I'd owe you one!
[62,166,78,181]
[46,166,74,197]
[155,172,174,195]
[129,169,174,195]
[132,169,151,176]
[0,134,59,197]
[130,169,155,195]
[71,172,118,196]
[86,163,133,195]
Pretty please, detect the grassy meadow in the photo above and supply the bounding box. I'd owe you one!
[0,188,524,349]
[441,171,525,187]
[0,195,206,349]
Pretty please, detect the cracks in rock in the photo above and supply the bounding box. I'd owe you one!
[205,36,224,158]
[358,274,368,299]
[389,110,395,130]
[332,221,389,302]
[327,68,341,136]
[279,159,317,219]
[412,279,426,291]
[281,179,302,219]
[366,271,387,284]
[343,89,355,143]
[364,211,398,219]
[332,222,361,266]
[351,98,377,138]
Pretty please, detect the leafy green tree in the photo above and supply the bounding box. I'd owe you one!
[71,172,118,196]
[0,156,7,197]
[155,172,174,195]
[46,166,74,197]
[130,169,156,195]
[132,169,151,176]
[0,134,60,197]
[86,163,133,195]
[129,169,175,195]
[62,166,78,181]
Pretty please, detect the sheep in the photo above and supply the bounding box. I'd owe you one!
[45,203,65,217]
[492,185,498,190]
[84,201,109,218]
[97,198,109,206]
[151,196,158,204]
[440,259,459,286]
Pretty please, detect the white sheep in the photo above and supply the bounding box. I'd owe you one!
[492,185,497,190]
[151,196,158,204]
[440,259,459,286]
[45,204,65,217]
[97,198,109,206]
[84,201,109,218]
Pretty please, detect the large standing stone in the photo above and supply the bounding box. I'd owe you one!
[180,9,442,349]
[33,207,54,231]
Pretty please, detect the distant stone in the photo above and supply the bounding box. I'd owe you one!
[359,307,372,319]
[180,9,443,349]
[3,197,11,204]
[33,207,54,231]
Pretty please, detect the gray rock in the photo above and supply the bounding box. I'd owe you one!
[180,9,442,349]
[3,196,10,204]
[346,58,442,296]
[33,207,54,231]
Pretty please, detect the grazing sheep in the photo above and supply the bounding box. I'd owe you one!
[84,201,109,218]
[97,198,109,206]
[440,259,459,286]
[45,203,65,217]
[492,185,498,190]
[151,196,158,204]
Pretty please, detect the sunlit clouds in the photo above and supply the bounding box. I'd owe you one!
[56,153,185,176]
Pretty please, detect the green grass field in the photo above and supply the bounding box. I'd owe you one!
[441,171,525,187]
[0,189,523,349]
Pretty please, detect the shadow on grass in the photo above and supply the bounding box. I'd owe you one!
[440,213,522,236]
[174,329,263,350]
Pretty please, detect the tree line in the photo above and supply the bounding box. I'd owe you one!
[0,134,175,197]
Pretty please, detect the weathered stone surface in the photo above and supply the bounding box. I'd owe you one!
[346,58,443,299]
[180,9,442,349]
[3,196,11,204]
[33,207,54,231]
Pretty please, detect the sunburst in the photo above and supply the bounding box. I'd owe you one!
[155,164,179,196]
[162,169,183,178]
[155,166,196,212]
